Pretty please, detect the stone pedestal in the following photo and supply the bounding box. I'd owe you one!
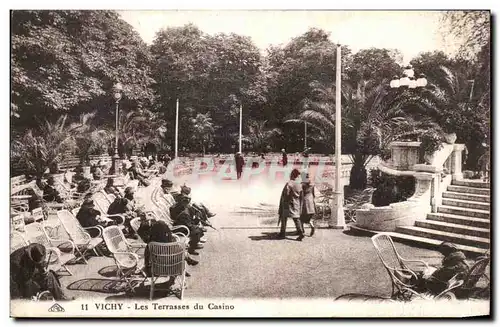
[390,141,421,170]
[450,144,466,181]
[329,191,346,229]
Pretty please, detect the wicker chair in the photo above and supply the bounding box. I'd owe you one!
[148,241,187,300]
[372,233,431,301]
[24,222,77,275]
[56,210,104,262]
[102,225,145,293]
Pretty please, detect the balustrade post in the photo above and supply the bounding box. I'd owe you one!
[450,144,466,181]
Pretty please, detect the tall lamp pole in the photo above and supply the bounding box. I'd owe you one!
[239,103,243,153]
[331,44,345,229]
[175,98,179,158]
[304,122,307,149]
[111,82,123,175]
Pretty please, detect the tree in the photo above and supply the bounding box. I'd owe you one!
[70,112,113,165]
[11,116,76,178]
[190,113,215,155]
[11,10,155,129]
[440,11,490,60]
[151,24,266,153]
[243,120,282,153]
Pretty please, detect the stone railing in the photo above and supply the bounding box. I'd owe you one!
[354,141,465,232]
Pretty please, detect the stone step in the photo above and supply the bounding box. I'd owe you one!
[427,213,490,229]
[452,179,490,189]
[438,206,490,219]
[442,191,490,203]
[447,185,490,196]
[442,198,491,211]
[396,226,490,249]
[348,224,488,256]
[415,220,490,238]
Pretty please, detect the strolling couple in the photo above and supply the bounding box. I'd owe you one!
[278,169,316,241]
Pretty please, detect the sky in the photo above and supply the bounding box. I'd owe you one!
[118,10,461,64]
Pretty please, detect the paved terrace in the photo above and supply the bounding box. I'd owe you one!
[55,166,487,300]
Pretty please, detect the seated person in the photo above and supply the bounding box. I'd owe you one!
[42,176,63,203]
[92,161,105,180]
[107,186,140,236]
[103,177,122,198]
[419,242,469,295]
[170,194,204,256]
[72,166,86,185]
[27,188,43,212]
[129,161,150,187]
[142,220,195,284]
[177,185,216,221]
[76,197,114,237]
[10,243,72,301]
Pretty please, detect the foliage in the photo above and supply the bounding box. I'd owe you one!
[371,170,416,207]
[70,112,113,164]
[440,11,490,60]
[11,10,155,128]
[243,120,282,153]
[150,24,265,153]
[190,113,215,155]
[420,131,443,157]
[11,116,76,177]
[117,109,167,157]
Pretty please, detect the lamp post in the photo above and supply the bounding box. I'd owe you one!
[330,43,345,229]
[239,103,243,153]
[390,65,427,89]
[175,98,179,158]
[111,82,123,175]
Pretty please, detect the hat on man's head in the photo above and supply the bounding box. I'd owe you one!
[161,179,173,188]
[181,185,191,195]
[83,197,94,206]
[26,243,47,264]
[125,186,135,195]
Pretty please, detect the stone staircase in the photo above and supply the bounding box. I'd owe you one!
[393,179,490,255]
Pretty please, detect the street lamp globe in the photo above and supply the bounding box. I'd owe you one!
[113,82,123,101]
[390,75,400,88]
[403,65,415,78]
[408,78,417,89]
[416,73,428,87]
[399,74,410,87]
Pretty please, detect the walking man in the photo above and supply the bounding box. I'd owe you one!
[281,149,288,166]
[278,168,305,241]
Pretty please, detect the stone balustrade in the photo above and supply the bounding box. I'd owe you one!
[355,141,465,232]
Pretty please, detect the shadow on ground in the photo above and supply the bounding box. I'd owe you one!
[67,278,142,294]
[248,231,302,241]
[105,280,181,300]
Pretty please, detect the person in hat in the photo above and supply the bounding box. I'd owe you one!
[107,186,140,237]
[42,176,64,203]
[278,168,305,241]
[157,179,176,207]
[92,160,105,180]
[170,194,205,255]
[235,152,245,179]
[281,149,288,166]
[300,172,316,237]
[178,185,216,220]
[10,243,72,300]
[129,161,150,187]
[418,242,469,295]
[104,177,122,198]
[76,197,112,237]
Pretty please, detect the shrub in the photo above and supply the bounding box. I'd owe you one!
[420,131,443,158]
[371,171,416,207]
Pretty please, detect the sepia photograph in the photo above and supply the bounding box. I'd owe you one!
[9,7,491,318]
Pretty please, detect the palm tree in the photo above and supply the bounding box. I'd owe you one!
[70,112,113,165]
[243,120,282,153]
[11,115,76,178]
[190,113,215,155]
[287,79,410,189]
[117,109,167,157]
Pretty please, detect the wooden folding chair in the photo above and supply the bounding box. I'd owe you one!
[148,241,187,300]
